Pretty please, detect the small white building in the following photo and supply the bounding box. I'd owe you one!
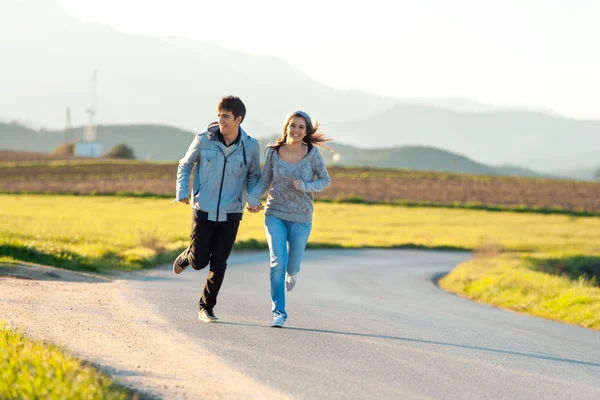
[74,141,103,157]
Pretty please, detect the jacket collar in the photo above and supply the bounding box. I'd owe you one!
[206,121,248,144]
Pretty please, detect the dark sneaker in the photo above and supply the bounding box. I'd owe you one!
[173,249,190,274]
[285,273,297,291]
[198,308,218,323]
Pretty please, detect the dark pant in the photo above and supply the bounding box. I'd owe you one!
[187,213,240,311]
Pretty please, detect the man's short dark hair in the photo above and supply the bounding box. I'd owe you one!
[217,96,246,123]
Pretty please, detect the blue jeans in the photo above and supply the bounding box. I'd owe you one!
[265,214,312,319]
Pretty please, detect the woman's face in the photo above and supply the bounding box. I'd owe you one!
[286,116,307,145]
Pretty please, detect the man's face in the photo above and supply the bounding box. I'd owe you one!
[218,110,241,136]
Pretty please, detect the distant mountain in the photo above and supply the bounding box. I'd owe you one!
[494,164,548,178]
[257,137,547,178]
[397,97,495,113]
[520,151,600,175]
[0,122,194,161]
[325,105,600,169]
[2,0,599,173]
[396,97,559,116]
[549,167,599,182]
[1,122,549,178]
[0,0,394,135]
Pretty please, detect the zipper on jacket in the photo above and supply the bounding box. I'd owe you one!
[214,138,242,222]
[215,157,227,222]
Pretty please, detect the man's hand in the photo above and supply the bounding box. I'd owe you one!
[178,198,190,205]
[293,180,303,190]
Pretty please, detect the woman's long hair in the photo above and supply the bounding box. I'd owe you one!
[267,111,333,153]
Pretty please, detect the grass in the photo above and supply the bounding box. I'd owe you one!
[439,254,600,329]
[2,191,598,217]
[0,323,134,399]
[2,194,600,273]
[321,197,600,217]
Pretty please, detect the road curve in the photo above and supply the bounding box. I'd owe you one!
[125,249,600,399]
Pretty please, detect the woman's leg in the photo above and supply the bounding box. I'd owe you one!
[286,221,312,281]
[265,214,289,318]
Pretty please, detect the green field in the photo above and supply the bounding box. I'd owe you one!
[2,194,599,273]
[0,323,132,399]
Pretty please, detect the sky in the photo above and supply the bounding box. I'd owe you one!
[59,0,600,119]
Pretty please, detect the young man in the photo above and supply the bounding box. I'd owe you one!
[173,96,261,323]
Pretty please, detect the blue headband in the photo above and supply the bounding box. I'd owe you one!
[289,110,312,125]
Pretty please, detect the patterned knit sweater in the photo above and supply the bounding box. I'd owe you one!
[247,146,331,223]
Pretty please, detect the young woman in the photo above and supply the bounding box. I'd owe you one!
[247,110,332,328]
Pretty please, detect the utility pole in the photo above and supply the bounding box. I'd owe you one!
[64,106,72,144]
[84,69,97,142]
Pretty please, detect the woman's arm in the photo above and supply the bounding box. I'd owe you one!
[298,150,331,193]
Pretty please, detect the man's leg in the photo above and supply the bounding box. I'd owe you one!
[174,212,212,274]
[188,215,212,271]
[199,219,240,312]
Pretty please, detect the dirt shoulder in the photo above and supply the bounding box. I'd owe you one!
[0,263,288,400]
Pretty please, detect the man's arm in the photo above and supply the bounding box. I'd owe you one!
[176,135,201,201]
[247,147,274,207]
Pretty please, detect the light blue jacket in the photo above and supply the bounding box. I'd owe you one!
[176,122,261,222]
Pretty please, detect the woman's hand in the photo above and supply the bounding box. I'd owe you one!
[293,180,303,190]
[247,203,264,213]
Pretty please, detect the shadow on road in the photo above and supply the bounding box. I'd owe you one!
[218,322,600,368]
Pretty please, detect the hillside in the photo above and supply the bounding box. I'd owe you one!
[256,137,545,177]
[1,122,547,178]
[0,122,194,161]
[325,105,600,170]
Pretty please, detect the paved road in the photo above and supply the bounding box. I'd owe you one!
[126,249,600,399]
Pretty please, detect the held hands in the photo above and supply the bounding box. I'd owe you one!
[181,196,264,213]
[293,180,303,190]
[247,202,264,213]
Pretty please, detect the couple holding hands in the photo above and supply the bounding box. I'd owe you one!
[173,96,331,328]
